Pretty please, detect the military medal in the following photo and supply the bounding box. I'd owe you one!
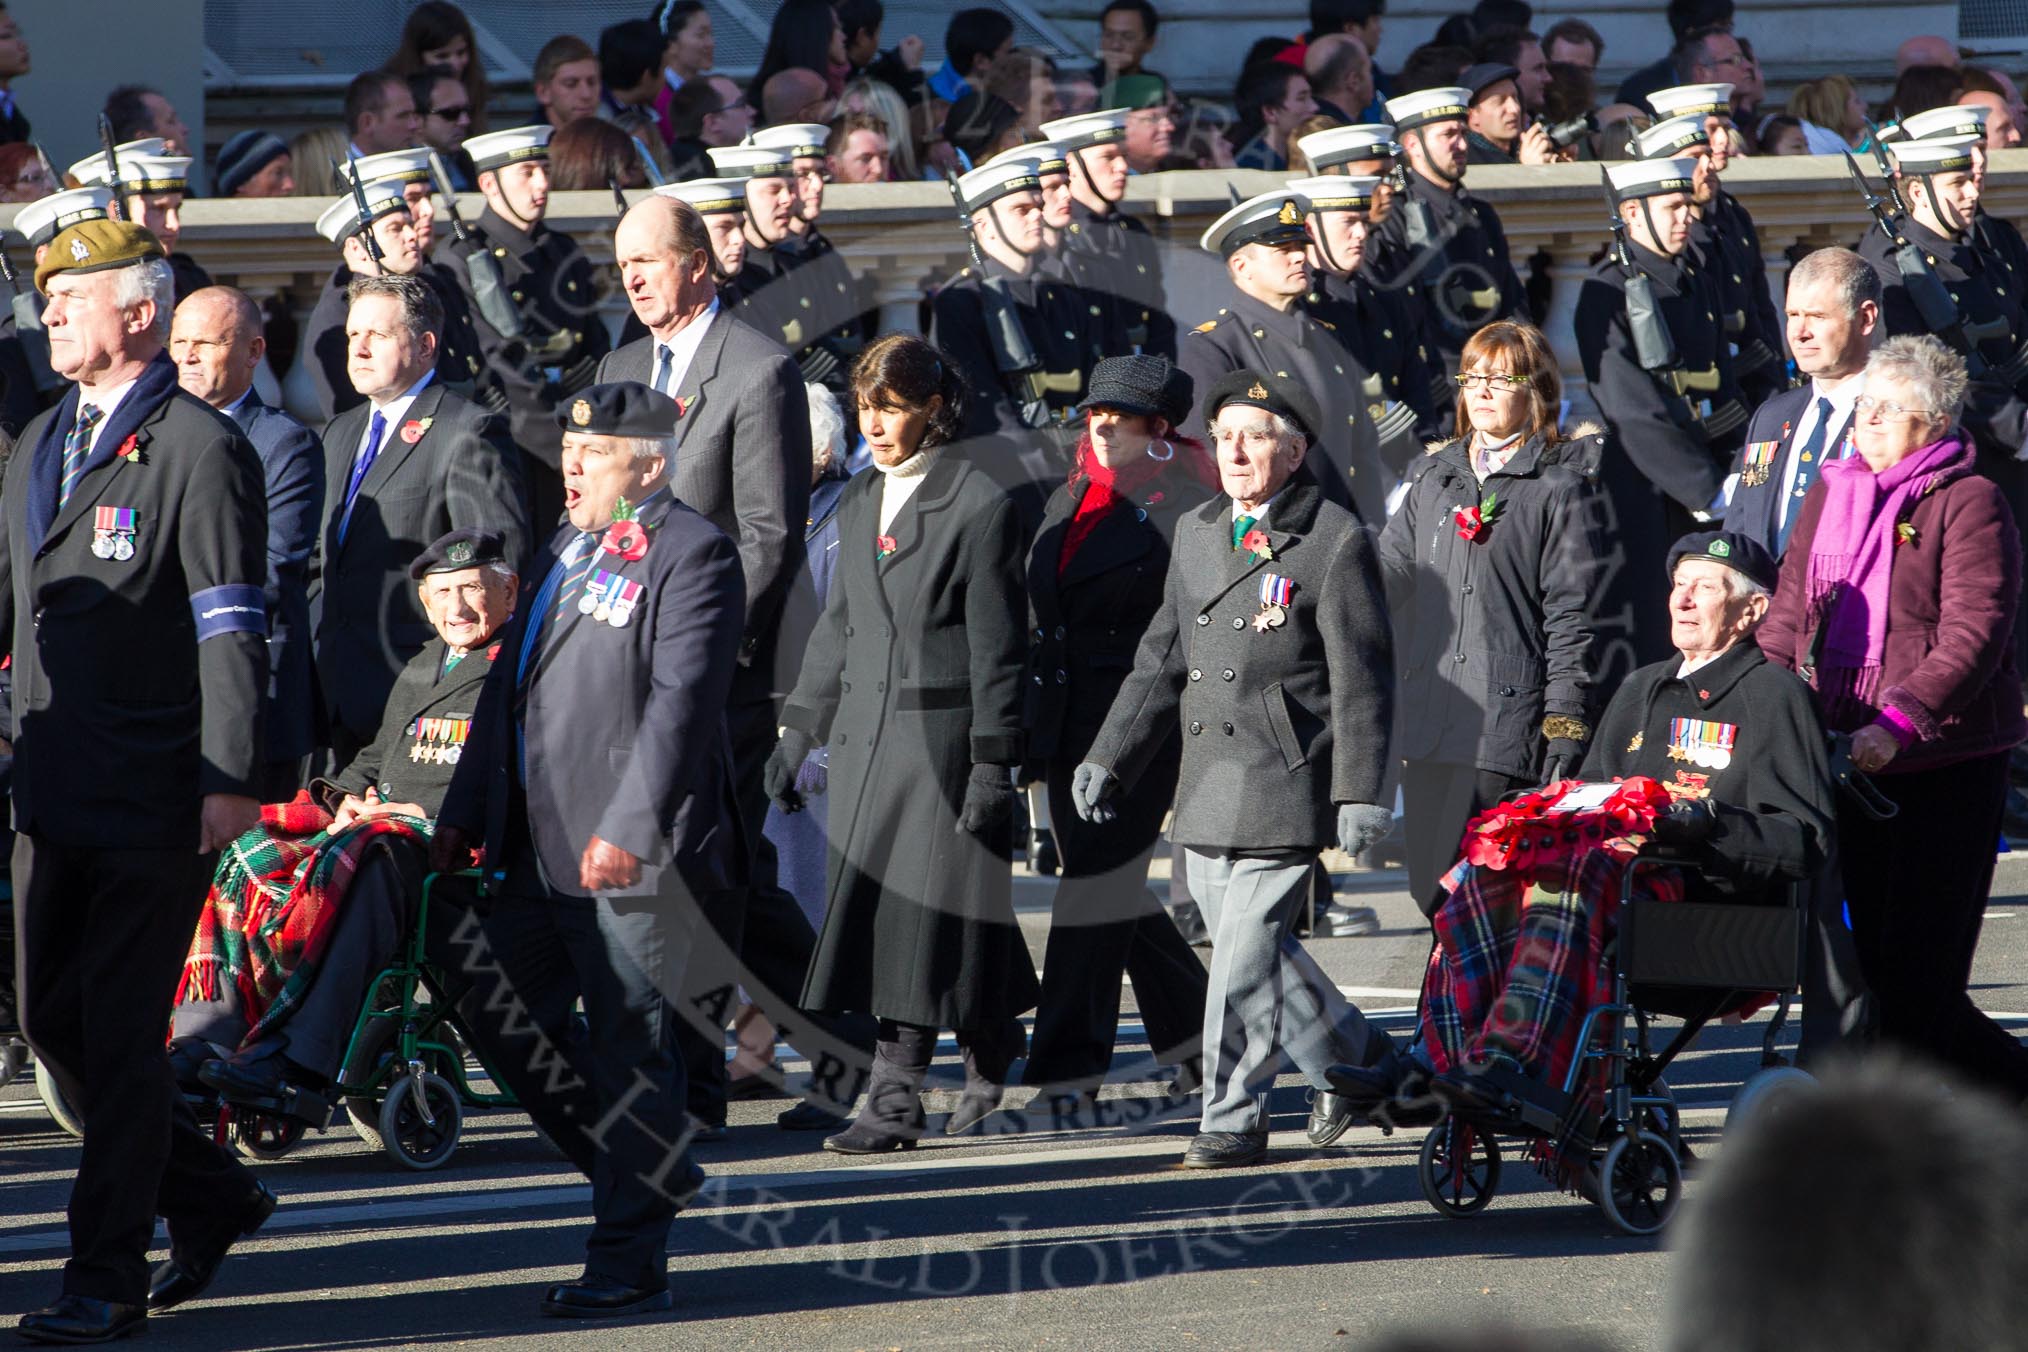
[607,579,644,628]
[578,569,614,617]
[92,506,136,560]
[1667,716,1737,770]
[1254,573,1294,632]
[1740,436,1780,488]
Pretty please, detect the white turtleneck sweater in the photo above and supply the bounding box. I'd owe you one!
[876,447,936,533]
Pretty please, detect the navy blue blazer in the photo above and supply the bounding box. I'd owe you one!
[1722,384,1855,558]
[229,388,325,763]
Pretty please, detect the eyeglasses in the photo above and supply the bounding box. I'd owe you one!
[1855,394,1936,420]
[1454,372,1531,390]
[429,103,473,122]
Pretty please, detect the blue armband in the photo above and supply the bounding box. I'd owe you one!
[190,585,268,641]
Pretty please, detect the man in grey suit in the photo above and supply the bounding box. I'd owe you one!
[170,285,325,800]
[310,273,527,763]
[599,194,867,1133]
[435,381,743,1319]
[1074,369,1402,1169]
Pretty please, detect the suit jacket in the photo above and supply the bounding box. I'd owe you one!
[324,635,501,817]
[309,377,526,743]
[1722,385,1855,558]
[1086,471,1395,851]
[0,363,268,847]
[301,263,491,425]
[596,311,811,693]
[440,491,748,898]
[228,388,325,763]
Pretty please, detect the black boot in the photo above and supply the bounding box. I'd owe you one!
[948,1017,1024,1135]
[823,1024,930,1155]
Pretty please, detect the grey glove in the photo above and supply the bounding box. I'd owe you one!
[1337,803,1393,858]
[764,729,818,812]
[955,764,1014,835]
[1071,762,1119,823]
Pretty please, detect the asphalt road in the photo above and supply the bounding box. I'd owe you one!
[7,852,2028,1351]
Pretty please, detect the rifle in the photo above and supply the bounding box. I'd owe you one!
[1844,151,1990,378]
[97,114,123,221]
[426,149,524,341]
[1863,120,1905,215]
[944,170,1056,428]
[608,176,628,216]
[629,136,666,189]
[1601,168,1680,375]
[340,148,385,268]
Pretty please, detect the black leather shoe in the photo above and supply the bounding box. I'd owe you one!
[686,1118,727,1144]
[1306,1088,1357,1146]
[776,1100,848,1131]
[725,1064,784,1100]
[15,1295,146,1344]
[1181,1130,1268,1169]
[822,1121,920,1154]
[540,1277,673,1319]
[1324,1057,1405,1106]
[147,1180,278,1311]
[1026,827,1059,877]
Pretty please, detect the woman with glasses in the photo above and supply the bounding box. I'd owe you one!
[1758,335,2028,1102]
[1377,320,1606,915]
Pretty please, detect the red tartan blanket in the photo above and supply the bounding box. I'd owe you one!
[173,794,430,1047]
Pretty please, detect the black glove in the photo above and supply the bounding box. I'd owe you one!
[1542,737,1585,786]
[1651,797,1720,848]
[955,764,1014,835]
[1071,762,1119,823]
[764,729,818,812]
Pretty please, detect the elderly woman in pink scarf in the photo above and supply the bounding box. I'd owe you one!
[1759,334,2028,1103]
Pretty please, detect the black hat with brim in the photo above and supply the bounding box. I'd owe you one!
[1079,354,1194,427]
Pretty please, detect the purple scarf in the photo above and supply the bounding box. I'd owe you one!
[1805,432,1972,722]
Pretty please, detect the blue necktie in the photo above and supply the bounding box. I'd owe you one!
[337,410,387,544]
[514,531,596,778]
[1778,397,1835,552]
[58,404,102,510]
[653,345,674,394]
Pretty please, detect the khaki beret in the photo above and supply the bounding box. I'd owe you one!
[35,218,166,294]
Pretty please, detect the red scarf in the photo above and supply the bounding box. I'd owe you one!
[1057,439,1217,575]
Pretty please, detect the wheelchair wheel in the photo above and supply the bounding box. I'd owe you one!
[378,1071,461,1171]
[1726,1066,1814,1135]
[231,1111,307,1161]
[1418,1118,1502,1218]
[0,1037,24,1091]
[34,1058,83,1138]
[1595,1129,1682,1236]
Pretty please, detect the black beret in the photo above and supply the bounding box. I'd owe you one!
[1666,530,1780,594]
[1079,354,1194,428]
[1462,63,1521,102]
[556,381,681,437]
[1203,368,1322,447]
[214,130,289,197]
[410,527,509,580]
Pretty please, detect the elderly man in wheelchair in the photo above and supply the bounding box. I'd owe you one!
[167,528,516,1125]
[1334,530,1838,1129]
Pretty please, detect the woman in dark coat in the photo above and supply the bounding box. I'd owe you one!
[1758,335,2028,1103]
[1378,320,1606,915]
[1019,355,1220,1106]
[768,334,1040,1153]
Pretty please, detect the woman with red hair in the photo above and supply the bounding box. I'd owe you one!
[1020,354,1221,1110]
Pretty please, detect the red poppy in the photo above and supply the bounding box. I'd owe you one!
[400,419,428,445]
[1240,527,1274,560]
[601,520,649,561]
[117,434,141,464]
[875,534,898,557]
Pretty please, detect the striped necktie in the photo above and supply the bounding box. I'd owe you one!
[515,531,596,689]
[59,404,102,510]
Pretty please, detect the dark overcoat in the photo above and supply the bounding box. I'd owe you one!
[779,452,1040,1030]
[324,636,501,816]
[1086,471,1395,851]
[1378,432,1603,778]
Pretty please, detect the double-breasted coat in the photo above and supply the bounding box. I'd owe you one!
[1087,471,1395,851]
[322,636,501,817]
[779,452,1040,1030]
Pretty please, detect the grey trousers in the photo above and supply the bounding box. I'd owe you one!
[1185,847,1383,1134]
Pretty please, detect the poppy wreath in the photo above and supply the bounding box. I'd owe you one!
[1455,775,1674,883]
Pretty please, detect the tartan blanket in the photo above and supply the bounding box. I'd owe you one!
[173,794,431,1048]
[1421,848,1684,1091]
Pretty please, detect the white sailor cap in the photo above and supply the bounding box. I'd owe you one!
[1040,107,1129,151]
[1874,120,1906,144]
[14,187,114,250]
[66,138,168,188]
[108,153,191,194]
[653,177,748,215]
[1289,174,1383,214]
[707,143,796,179]
[956,157,1043,212]
[1889,138,1976,174]
[1901,104,1988,147]
[1199,189,1308,255]
[1647,83,1734,120]
[1633,113,1711,160]
[315,178,411,244]
[1383,87,1470,132]
[985,141,1070,177]
[1606,157,1697,201]
[341,147,435,188]
[750,123,831,159]
[462,125,552,172]
[1295,123,1400,170]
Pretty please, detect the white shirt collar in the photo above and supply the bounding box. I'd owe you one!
[654,296,720,394]
[76,375,141,451]
[219,386,255,419]
[1675,650,1726,678]
[1232,489,1281,524]
[368,368,435,422]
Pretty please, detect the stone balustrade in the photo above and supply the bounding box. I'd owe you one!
[6,149,2024,424]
